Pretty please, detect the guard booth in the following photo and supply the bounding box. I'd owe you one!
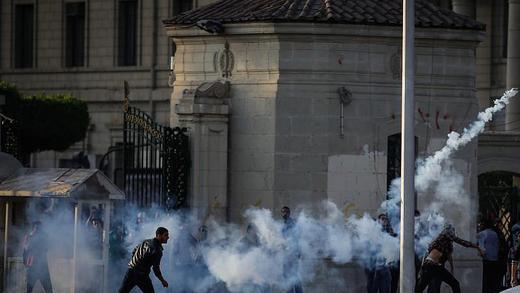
[0,165,124,292]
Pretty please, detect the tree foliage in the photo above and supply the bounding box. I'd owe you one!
[1,81,90,154]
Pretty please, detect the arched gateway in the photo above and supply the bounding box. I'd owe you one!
[478,132,520,289]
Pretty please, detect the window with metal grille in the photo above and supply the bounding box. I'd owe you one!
[118,0,137,66]
[478,172,518,248]
[14,4,34,68]
[65,2,86,67]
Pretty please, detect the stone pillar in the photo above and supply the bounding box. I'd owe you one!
[506,0,520,131]
[175,80,230,221]
[452,0,475,18]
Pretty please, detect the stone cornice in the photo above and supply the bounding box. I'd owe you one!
[166,22,485,44]
[478,131,520,146]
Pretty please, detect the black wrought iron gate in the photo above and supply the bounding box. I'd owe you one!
[121,86,189,209]
[479,172,519,243]
[0,114,21,160]
[478,171,519,288]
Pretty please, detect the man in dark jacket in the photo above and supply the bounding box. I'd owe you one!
[118,227,170,293]
[24,221,53,293]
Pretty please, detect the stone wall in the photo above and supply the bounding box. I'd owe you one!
[167,22,484,291]
[169,31,280,221]
[478,132,520,174]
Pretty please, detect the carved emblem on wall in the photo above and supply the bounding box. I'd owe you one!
[214,41,234,78]
[390,50,401,80]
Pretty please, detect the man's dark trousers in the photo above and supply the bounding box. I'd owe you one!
[118,268,155,293]
[482,260,500,293]
[415,262,460,293]
[27,263,53,293]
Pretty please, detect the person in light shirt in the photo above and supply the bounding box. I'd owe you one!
[477,219,500,293]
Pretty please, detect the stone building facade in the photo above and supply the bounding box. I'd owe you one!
[0,0,193,168]
[164,0,486,291]
[0,0,519,291]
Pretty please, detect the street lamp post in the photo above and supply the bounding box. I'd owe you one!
[400,0,416,292]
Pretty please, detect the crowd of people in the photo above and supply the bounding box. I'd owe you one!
[21,204,520,293]
[414,215,519,293]
[365,212,518,293]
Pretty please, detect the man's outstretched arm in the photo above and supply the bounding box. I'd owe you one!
[153,256,169,288]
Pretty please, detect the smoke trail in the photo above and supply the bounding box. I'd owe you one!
[416,88,518,192]
[381,88,518,231]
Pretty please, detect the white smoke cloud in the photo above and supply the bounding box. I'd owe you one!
[9,88,517,292]
[106,88,520,292]
[415,88,518,193]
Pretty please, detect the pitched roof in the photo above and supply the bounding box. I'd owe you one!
[0,168,124,199]
[163,0,484,30]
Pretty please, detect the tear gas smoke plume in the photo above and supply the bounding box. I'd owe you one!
[416,88,519,192]
[383,88,518,249]
[12,88,517,292]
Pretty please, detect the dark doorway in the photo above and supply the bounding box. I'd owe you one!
[478,171,520,291]
[479,172,519,244]
[386,133,418,192]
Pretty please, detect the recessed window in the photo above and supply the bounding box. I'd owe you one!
[65,2,86,67]
[386,133,418,192]
[503,1,508,58]
[118,0,137,66]
[14,4,34,68]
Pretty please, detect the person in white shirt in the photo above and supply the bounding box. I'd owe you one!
[478,219,500,293]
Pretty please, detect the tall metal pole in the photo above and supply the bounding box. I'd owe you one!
[71,203,79,293]
[400,0,416,292]
[3,201,9,292]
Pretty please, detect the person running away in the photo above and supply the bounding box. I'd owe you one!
[118,227,170,293]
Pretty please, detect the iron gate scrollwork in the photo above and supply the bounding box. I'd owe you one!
[163,127,189,209]
[479,172,519,243]
[478,171,519,288]
[0,114,21,160]
[122,88,189,209]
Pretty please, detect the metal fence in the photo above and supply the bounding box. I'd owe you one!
[121,90,190,209]
[0,114,21,160]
